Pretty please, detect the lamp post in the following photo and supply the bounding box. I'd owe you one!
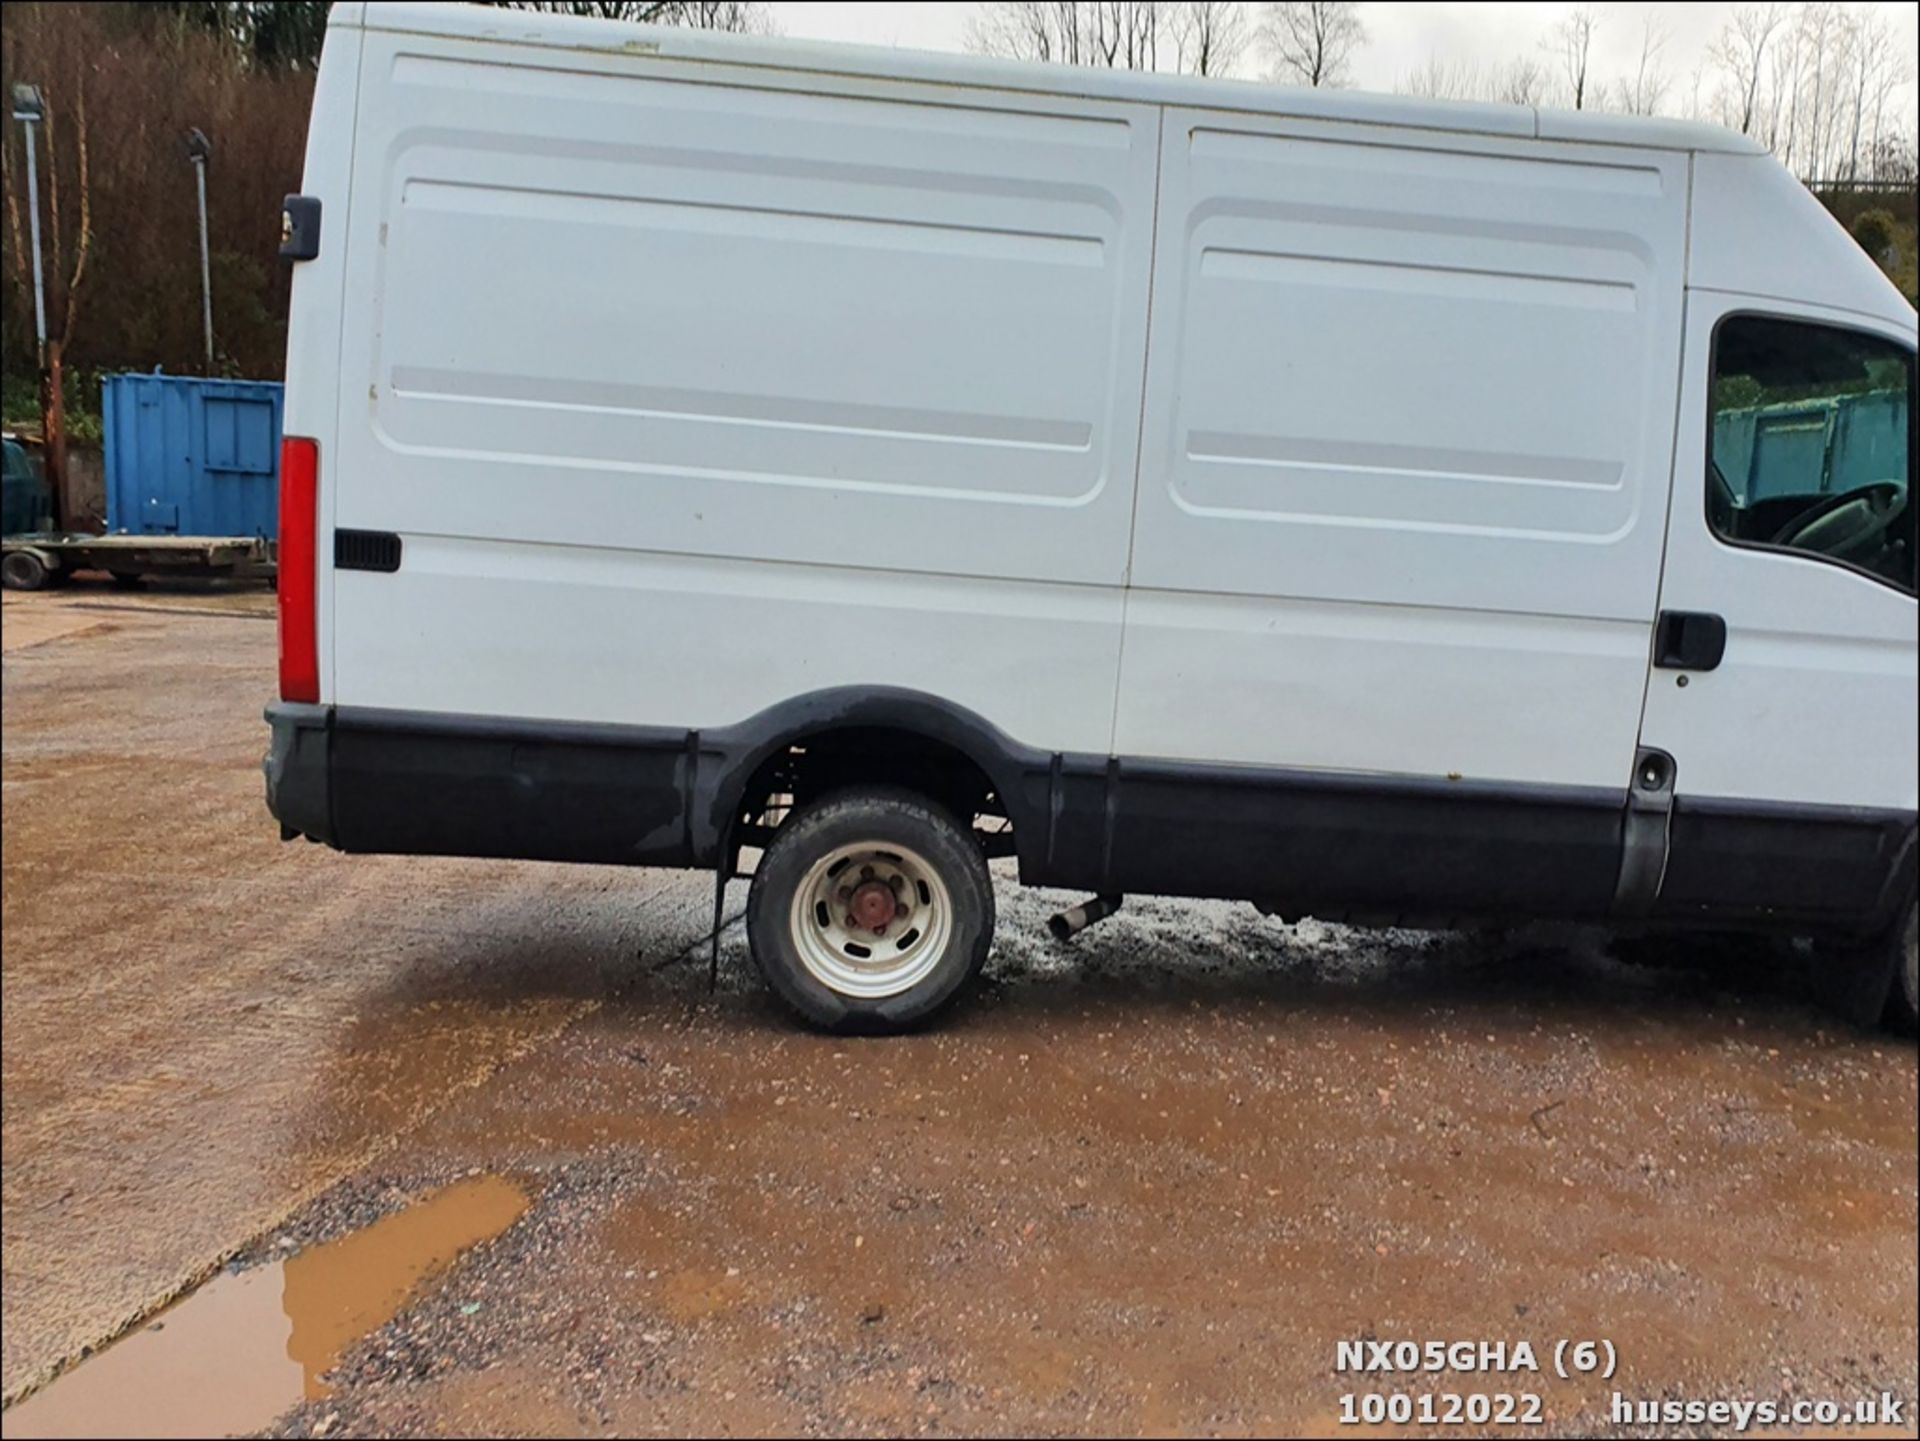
[11,84,46,366]
[186,127,214,373]
[11,82,65,530]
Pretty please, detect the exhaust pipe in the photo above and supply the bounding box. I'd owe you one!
[1048,894,1123,941]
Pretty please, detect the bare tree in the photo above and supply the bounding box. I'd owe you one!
[970,3,1087,64]
[1168,1,1252,77]
[1710,2,1786,135]
[969,2,1160,69]
[1867,134,1917,185]
[1544,4,1599,110]
[1862,13,1914,181]
[1091,1,1164,71]
[1496,55,1548,107]
[154,2,335,69]
[1725,0,1920,182]
[1764,8,1801,157]
[486,0,773,29]
[1259,1,1365,88]
[1399,53,1547,108]
[1794,1,1840,178]
[1398,53,1481,101]
[1615,12,1671,116]
[1835,8,1908,182]
[969,2,1256,76]
[1,21,94,516]
[491,1,675,14]
[674,0,774,30]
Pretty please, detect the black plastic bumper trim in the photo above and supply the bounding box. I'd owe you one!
[263,694,1914,934]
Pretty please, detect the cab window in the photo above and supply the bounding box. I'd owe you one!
[1709,316,1915,594]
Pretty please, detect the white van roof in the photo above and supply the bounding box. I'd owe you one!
[339,1,1766,157]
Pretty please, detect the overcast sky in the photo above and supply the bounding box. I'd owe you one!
[767,2,1920,132]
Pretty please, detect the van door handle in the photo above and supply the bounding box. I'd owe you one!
[1653,610,1727,671]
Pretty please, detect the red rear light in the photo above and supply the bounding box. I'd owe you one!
[278,436,320,703]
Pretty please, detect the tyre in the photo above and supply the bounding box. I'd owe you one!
[1885,902,1918,1037]
[109,571,145,590]
[1814,892,1917,1037]
[2,550,49,591]
[746,786,994,1032]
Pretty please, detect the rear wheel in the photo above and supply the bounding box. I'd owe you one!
[746,786,994,1032]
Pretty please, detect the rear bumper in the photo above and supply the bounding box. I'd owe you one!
[263,701,700,867]
[264,702,334,843]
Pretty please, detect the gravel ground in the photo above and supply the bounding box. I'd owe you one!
[2,585,1915,1438]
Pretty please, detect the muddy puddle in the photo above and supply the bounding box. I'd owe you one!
[3,1175,527,1439]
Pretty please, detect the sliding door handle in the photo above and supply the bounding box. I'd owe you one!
[1654,610,1726,671]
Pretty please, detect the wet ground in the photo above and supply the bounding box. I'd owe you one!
[3,583,1915,1438]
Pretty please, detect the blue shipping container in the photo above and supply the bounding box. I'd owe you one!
[102,372,284,540]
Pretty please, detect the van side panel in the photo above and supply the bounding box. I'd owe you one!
[327,34,1158,747]
[1118,115,1689,790]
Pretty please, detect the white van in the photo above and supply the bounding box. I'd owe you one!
[266,3,1917,1034]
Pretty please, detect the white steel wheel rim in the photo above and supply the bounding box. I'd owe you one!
[789,841,954,999]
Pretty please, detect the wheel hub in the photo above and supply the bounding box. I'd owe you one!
[847,879,900,934]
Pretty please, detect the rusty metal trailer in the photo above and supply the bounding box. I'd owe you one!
[1,533,273,591]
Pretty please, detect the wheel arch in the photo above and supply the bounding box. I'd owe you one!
[699,687,1051,869]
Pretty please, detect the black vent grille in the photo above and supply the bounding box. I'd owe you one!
[335,529,402,573]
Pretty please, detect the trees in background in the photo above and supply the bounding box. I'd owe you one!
[1613,12,1671,116]
[1546,4,1601,110]
[968,1,1359,84]
[1712,2,1787,135]
[1394,0,1913,184]
[151,0,775,67]
[967,2,1224,73]
[154,2,333,69]
[1695,1,1914,181]
[1258,1,1365,87]
[1168,1,1254,77]
[2,3,309,395]
[477,1,773,32]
